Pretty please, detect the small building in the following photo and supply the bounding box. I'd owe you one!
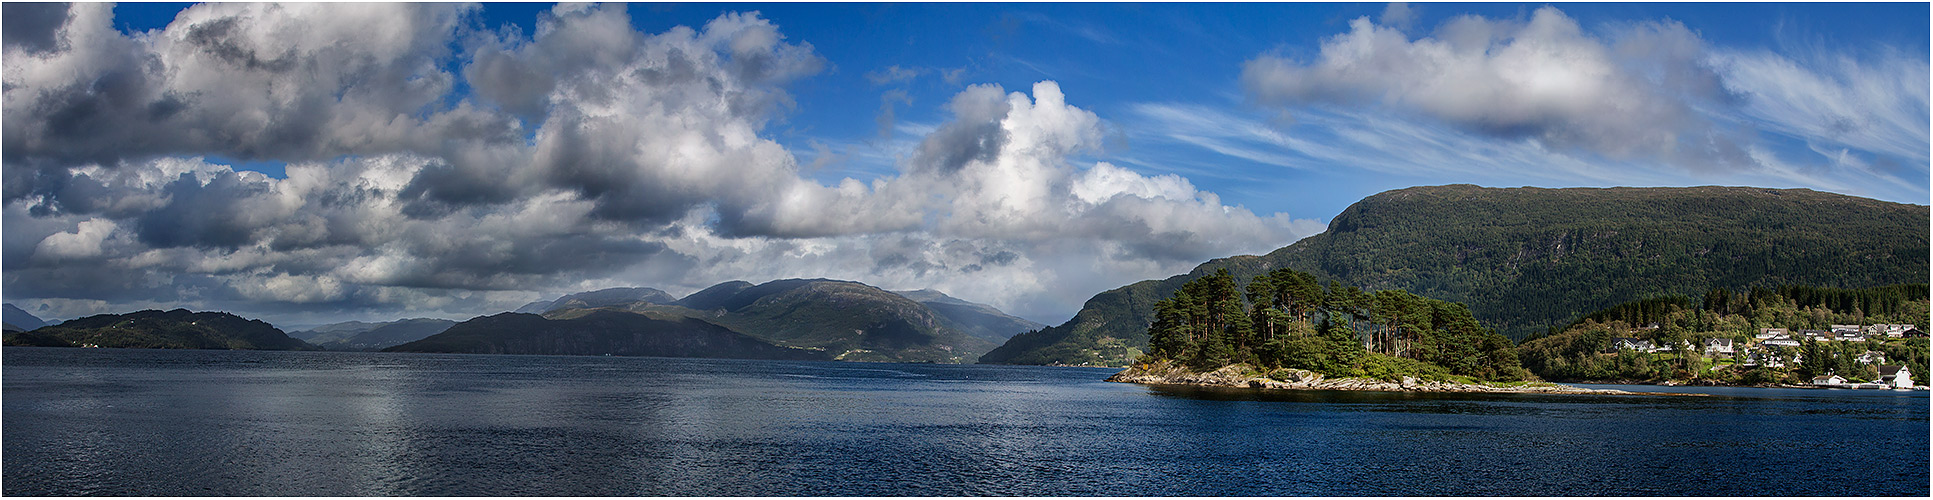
[1865,324,1913,338]
[1855,351,1887,365]
[1763,337,1800,348]
[1905,328,1927,338]
[1877,366,1914,389]
[1797,329,1828,340]
[1811,374,1847,386]
[1834,331,1867,342]
[1608,337,1655,352]
[1830,324,1862,334]
[1756,328,1789,340]
[1704,338,1735,356]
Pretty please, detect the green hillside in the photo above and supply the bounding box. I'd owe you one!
[385,311,824,360]
[626,279,1001,363]
[3,309,318,350]
[981,185,1929,367]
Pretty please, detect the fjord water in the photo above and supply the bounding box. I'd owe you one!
[4,347,1926,496]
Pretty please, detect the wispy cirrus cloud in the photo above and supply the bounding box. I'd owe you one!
[1219,4,1924,203]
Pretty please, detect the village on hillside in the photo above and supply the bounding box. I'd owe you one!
[1606,323,1926,390]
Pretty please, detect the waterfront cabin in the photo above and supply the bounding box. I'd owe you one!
[1877,366,1914,389]
[1810,374,1847,386]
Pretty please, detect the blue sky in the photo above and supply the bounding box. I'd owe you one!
[102,1,1933,217]
[5,2,1927,327]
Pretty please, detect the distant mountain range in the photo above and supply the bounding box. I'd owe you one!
[4,303,48,332]
[3,279,1039,364]
[289,318,459,351]
[980,185,1930,367]
[393,279,1042,363]
[3,309,317,350]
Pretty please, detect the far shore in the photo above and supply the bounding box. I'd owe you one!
[1107,362,1709,397]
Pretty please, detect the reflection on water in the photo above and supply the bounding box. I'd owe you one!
[4,347,1926,496]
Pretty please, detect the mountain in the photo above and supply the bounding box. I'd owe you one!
[516,287,677,314]
[4,303,47,331]
[315,320,458,351]
[636,279,1000,363]
[384,311,823,360]
[891,289,1046,344]
[288,320,384,344]
[3,309,319,350]
[981,185,1930,366]
[387,278,1019,363]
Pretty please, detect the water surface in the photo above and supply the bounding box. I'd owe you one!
[4,347,1926,496]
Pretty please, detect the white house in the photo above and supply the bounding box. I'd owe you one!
[1877,366,1914,389]
[1834,331,1867,342]
[1830,324,1862,334]
[1756,328,1789,340]
[1763,337,1800,348]
[1855,351,1887,365]
[1811,374,1847,386]
[1866,324,1914,338]
[1609,338,1655,352]
[1704,338,1735,356]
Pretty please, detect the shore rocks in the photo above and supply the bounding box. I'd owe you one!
[1105,361,1703,396]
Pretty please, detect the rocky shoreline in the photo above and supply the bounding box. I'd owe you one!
[1106,362,1707,396]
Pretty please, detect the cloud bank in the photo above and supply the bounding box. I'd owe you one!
[3,3,1316,325]
[1237,5,1927,199]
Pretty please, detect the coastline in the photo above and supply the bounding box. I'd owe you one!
[1106,362,1707,396]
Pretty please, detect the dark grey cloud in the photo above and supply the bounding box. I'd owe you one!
[2,2,71,54]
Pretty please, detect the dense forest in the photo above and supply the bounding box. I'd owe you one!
[2,309,317,350]
[1518,284,1928,384]
[982,185,1929,367]
[1141,268,1527,382]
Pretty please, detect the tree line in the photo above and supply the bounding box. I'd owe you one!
[1143,268,1528,381]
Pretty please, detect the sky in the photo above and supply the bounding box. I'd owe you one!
[3,2,1927,328]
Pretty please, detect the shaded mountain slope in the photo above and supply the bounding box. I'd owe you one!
[4,309,317,350]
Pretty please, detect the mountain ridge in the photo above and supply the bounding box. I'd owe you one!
[980,185,1930,367]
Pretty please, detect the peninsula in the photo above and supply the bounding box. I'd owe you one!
[1107,360,1695,396]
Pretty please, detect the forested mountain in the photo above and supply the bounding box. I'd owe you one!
[982,185,1929,367]
[423,279,1029,363]
[629,279,1002,363]
[288,320,383,344]
[516,287,678,314]
[3,309,317,350]
[288,318,458,350]
[318,318,457,350]
[385,311,825,359]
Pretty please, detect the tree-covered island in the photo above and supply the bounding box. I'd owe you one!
[1107,268,1926,395]
[1107,268,1646,394]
